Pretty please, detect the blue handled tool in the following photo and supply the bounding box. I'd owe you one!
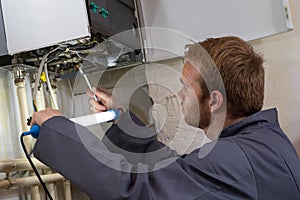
[22,124,40,138]
[22,109,122,138]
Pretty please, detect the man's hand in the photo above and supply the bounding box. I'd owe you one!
[87,87,124,113]
[31,107,63,127]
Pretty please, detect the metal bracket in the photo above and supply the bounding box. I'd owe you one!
[282,0,293,30]
[5,176,17,189]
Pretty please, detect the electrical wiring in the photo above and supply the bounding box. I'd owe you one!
[68,50,104,71]
[67,79,74,116]
[47,48,65,63]
[69,42,97,51]
[20,134,53,200]
[67,42,105,58]
[10,170,27,178]
[32,47,60,102]
[32,101,38,112]
[44,63,58,110]
[32,46,64,112]
[32,40,98,110]
[68,38,128,68]
[68,39,98,51]
[32,54,48,100]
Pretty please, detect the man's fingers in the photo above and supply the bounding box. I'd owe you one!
[30,112,37,126]
[87,88,107,104]
[95,87,110,94]
[86,89,96,99]
[89,99,107,112]
[90,104,106,113]
[30,108,63,127]
[92,87,111,102]
[87,87,119,110]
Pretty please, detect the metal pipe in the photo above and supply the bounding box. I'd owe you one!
[0,158,48,173]
[47,57,81,66]
[0,173,64,189]
[23,51,81,63]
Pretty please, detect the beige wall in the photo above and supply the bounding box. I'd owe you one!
[250,0,300,154]
[149,0,300,155]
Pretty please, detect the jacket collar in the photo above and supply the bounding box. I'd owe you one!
[219,108,279,138]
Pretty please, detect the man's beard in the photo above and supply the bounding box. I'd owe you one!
[184,99,211,130]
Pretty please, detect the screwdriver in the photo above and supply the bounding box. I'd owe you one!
[78,65,98,102]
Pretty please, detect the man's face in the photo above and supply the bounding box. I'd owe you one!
[178,61,211,129]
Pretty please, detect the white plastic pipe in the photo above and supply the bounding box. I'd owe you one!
[0,159,73,200]
[0,173,64,189]
[29,183,40,200]
[63,180,72,200]
[44,64,58,110]
[49,88,58,110]
[0,158,48,172]
[32,83,46,111]
[32,80,57,199]
[16,81,33,152]
[16,80,40,200]
[45,169,57,200]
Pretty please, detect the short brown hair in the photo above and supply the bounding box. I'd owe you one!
[187,36,265,118]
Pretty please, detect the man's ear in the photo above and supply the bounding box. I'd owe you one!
[209,90,224,113]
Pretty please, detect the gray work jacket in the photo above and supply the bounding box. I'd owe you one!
[33,108,300,199]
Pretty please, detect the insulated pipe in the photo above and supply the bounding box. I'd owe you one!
[32,80,56,199]
[32,83,46,111]
[0,159,69,200]
[0,158,48,173]
[49,88,58,110]
[15,69,39,200]
[32,74,57,199]
[45,169,57,200]
[63,180,72,200]
[15,80,33,153]
[29,182,40,200]
[44,65,58,110]
[0,173,64,189]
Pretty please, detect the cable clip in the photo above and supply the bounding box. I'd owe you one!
[27,117,32,126]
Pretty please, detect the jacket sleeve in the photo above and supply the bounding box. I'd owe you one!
[104,111,162,151]
[32,115,181,199]
[102,111,177,164]
[33,115,255,199]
